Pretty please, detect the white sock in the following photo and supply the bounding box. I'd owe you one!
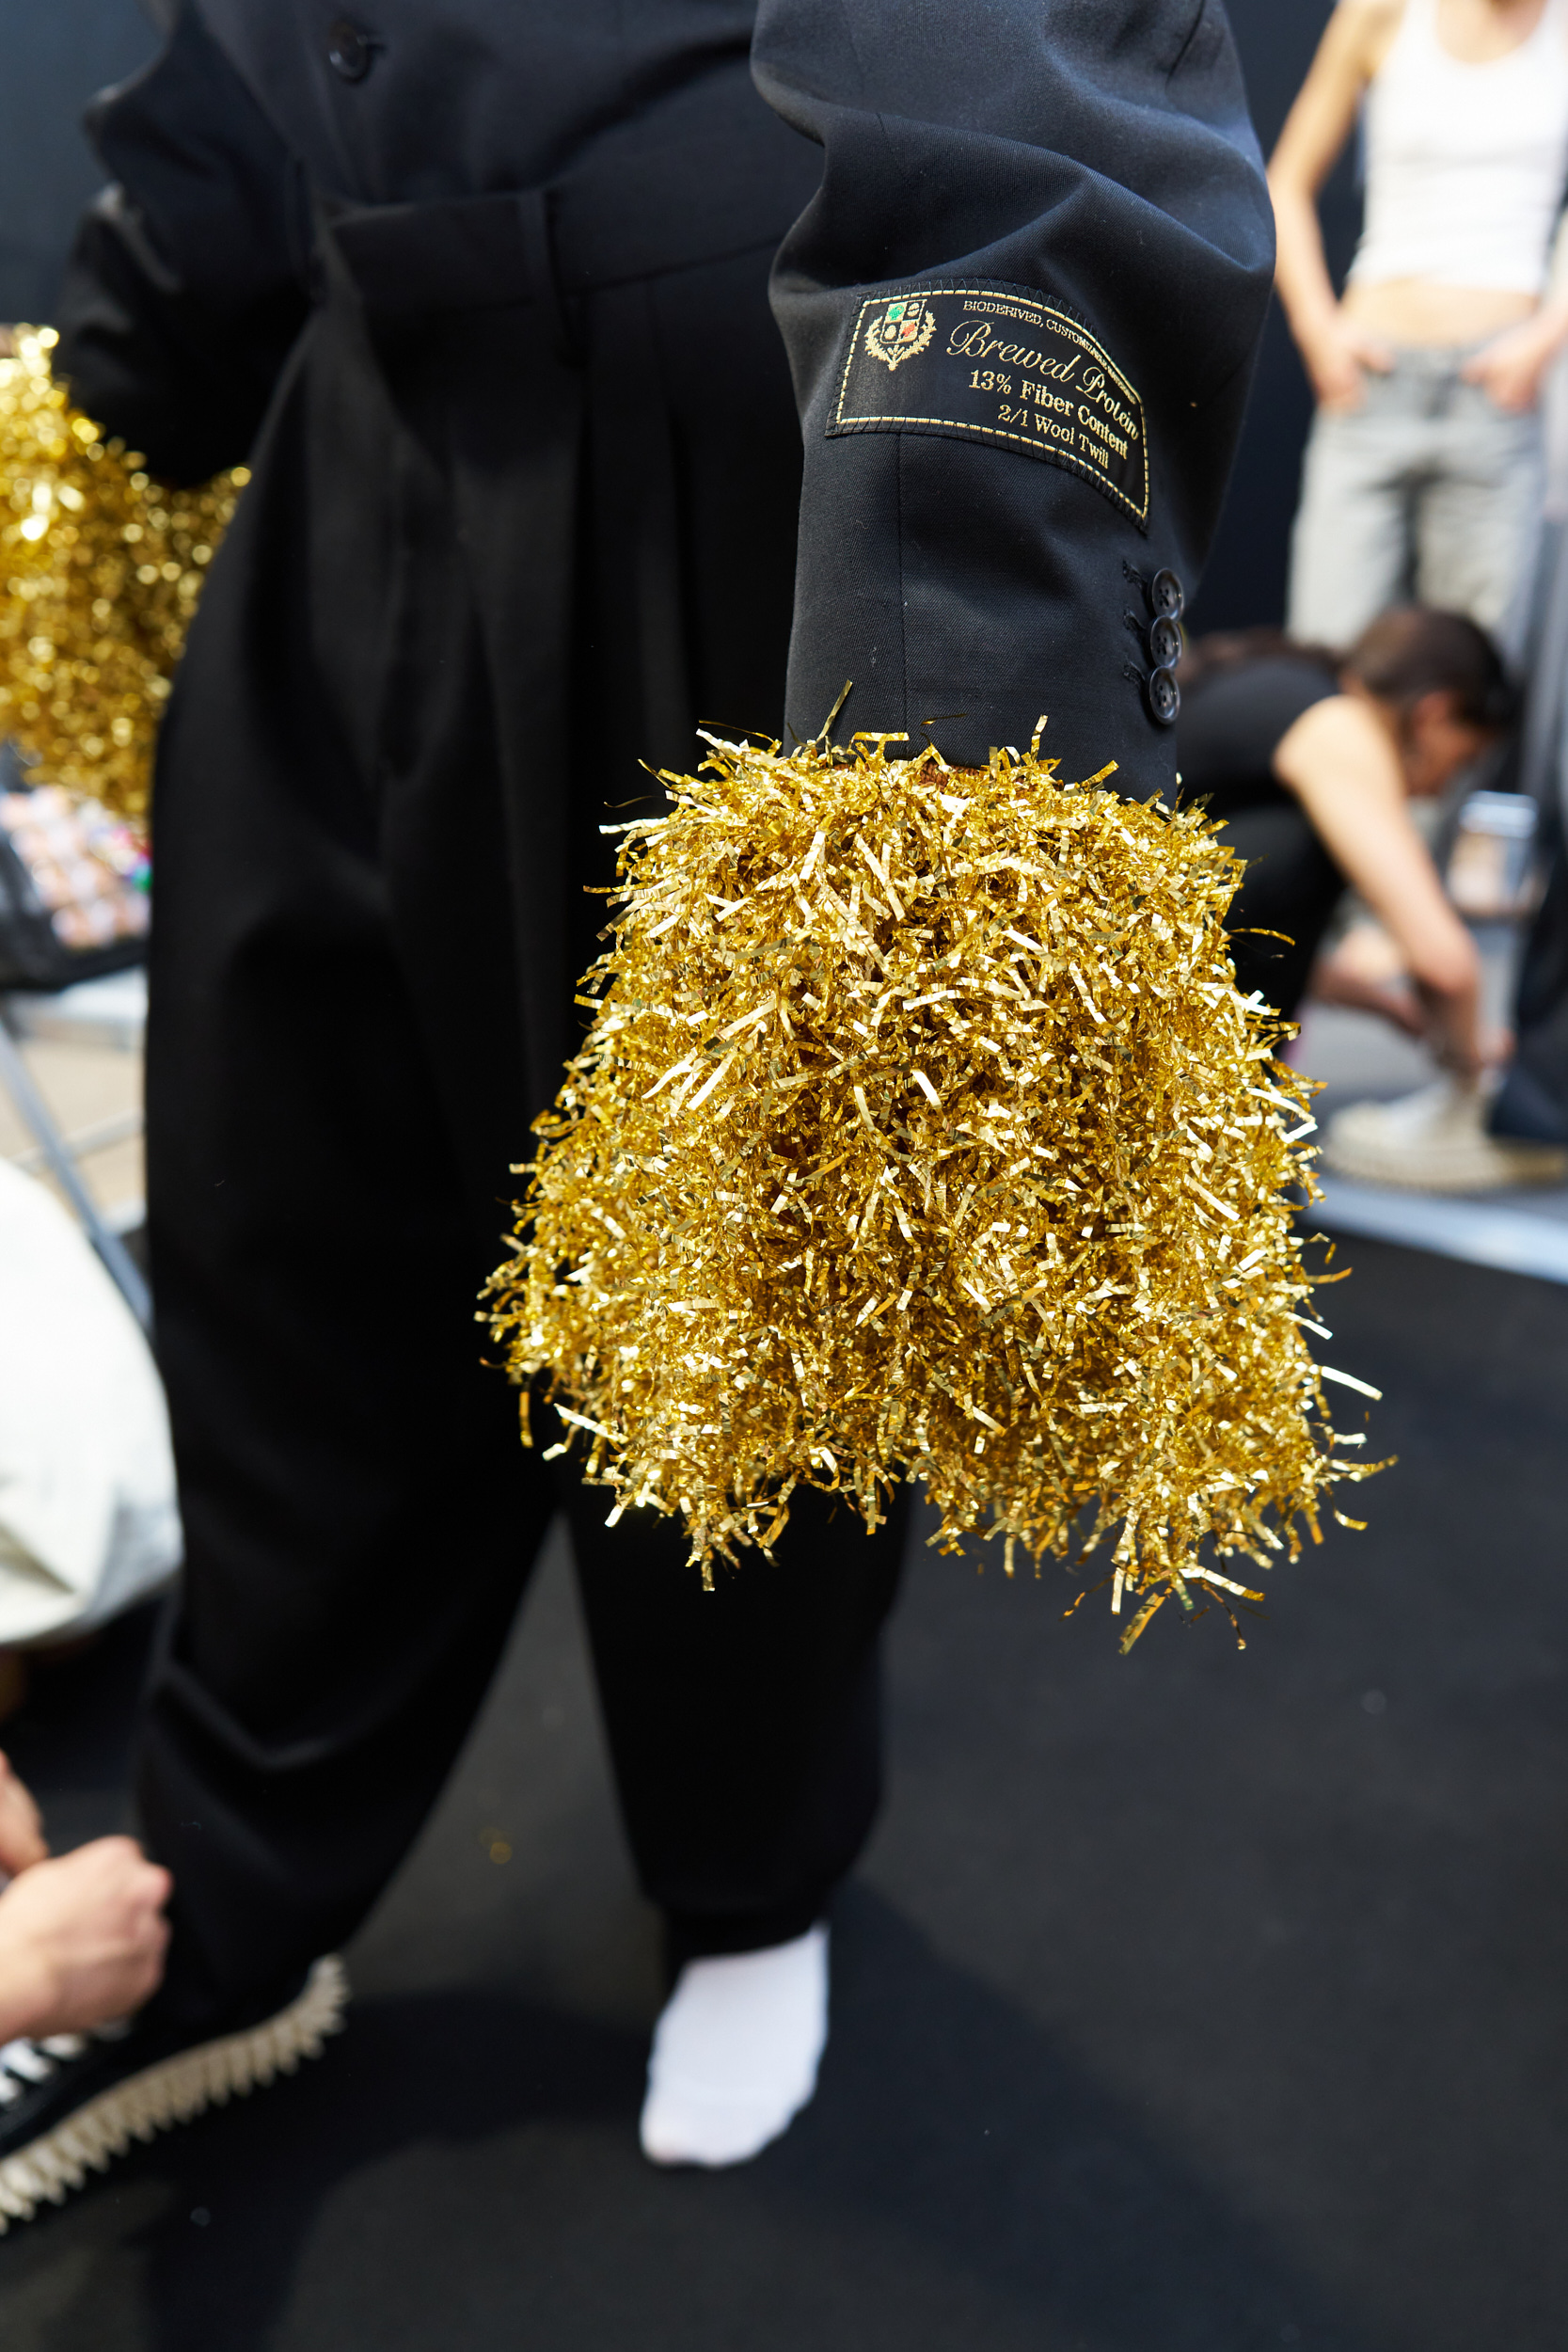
[639,1924,829,2168]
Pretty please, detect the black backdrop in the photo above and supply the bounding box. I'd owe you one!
[0,1,1350,632]
[0,1,157,327]
[1193,0,1359,631]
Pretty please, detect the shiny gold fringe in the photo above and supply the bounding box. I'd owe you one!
[0,327,244,822]
[486,729,1384,1648]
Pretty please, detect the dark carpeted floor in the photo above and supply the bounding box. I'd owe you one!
[0,1234,1564,2351]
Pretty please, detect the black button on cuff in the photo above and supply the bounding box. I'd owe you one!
[1148,613,1182,668]
[1147,667,1180,727]
[327,19,377,80]
[1149,566,1185,621]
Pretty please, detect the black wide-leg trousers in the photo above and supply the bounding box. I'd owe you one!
[136,224,907,2031]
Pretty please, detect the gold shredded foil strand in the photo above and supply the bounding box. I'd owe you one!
[486,730,1386,1650]
[0,327,244,822]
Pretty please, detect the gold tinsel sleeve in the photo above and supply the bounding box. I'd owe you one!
[484,729,1386,1652]
[0,326,245,823]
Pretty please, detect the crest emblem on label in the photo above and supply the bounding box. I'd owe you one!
[831,286,1149,527]
[864,297,936,372]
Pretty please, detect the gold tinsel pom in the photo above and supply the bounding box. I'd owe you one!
[485,732,1383,1650]
[0,327,244,822]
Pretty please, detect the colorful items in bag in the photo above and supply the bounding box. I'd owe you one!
[0,326,244,824]
[0,783,150,953]
[485,729,1386,1651]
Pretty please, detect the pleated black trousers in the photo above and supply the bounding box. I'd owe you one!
[136,216,908,2030]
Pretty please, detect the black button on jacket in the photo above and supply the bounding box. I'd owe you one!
[325,20,377,82]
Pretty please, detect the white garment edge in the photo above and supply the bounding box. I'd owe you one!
[0,1160,180,1645]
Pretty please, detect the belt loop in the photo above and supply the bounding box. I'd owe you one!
[514,187,570,362]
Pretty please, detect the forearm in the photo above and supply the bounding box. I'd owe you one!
[1415,968,1484,1074]
[1511,292,1568,364]
[1280,710,1482,1050]
[1386,892,1483,1068]
[1269,174,1342,347]
[1309,950,1424,1036]
[1357,898,1483,1069]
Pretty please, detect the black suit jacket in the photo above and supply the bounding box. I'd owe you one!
[55,0,1272,780]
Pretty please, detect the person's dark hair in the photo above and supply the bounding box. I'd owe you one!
[1178,608,1517,732]
[1340,606,1518,731]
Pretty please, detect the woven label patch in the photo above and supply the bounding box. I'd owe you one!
[829,287,1148,527]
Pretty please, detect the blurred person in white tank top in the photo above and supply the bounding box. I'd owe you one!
[1273,0,1568,648]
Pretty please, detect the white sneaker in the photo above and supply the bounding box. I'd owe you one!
[639,1925,829,2169]
[1323,1076,1566,1194]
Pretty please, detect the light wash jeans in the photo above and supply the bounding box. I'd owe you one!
[1287,346,1544,656]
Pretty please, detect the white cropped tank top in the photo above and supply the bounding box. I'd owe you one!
[1349,0,1568,293]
